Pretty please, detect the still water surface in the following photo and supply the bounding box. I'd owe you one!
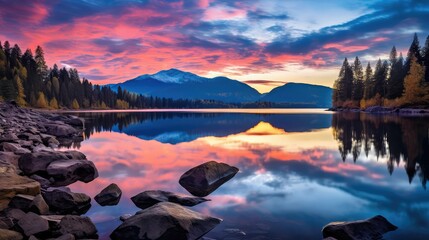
[64,109,429,239]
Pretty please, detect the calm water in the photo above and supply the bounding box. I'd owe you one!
[63,109,429,240]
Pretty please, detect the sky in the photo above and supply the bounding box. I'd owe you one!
[1,0,429,93]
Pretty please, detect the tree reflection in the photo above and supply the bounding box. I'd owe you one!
[332,112,429,188]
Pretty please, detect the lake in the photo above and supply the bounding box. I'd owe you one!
[62,109,429,239]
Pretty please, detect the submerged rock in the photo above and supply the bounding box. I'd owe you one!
[322,215,398,240]
[131,190,209,209]
[110,202,222,240]
[42,188,91,215]
[94,183,122,206]
[179,161,239,197]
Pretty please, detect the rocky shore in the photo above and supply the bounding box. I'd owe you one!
[329,106,429,115]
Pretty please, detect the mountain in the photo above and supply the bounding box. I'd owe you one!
[109,69,260,103]
[260,82,332,107]
[109,69,332,107]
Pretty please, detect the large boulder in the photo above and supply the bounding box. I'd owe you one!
[179,161,239,197]
[8,194,34,212]
[18,151,69,175]
[131,190,209,210]
[46,160,98,186]
[43,123,78,138]
[0,173,40,210]
[322,215,398,240]
[17,212,49,237]
[110,202,222,240]
[59,215,97,239]
[42,188,91,215]
[94,183,122,206]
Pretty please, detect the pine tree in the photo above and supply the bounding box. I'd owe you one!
[364,62,373,100]
[336,58,354,103]
[422,35,429,82]
[352,57,364,101]
[387,48,405,99]
[373,59,388,98]
[35,46,48,80]
[404,33,423,77]
[13,66,26,106]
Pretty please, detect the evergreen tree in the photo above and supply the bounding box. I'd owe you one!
[387,47,405,99]
[373,59,388,97]
[352,57,364,101]
[404,33,423,76]
[35,46,48,80]
[336,58,354,102]
[422,35,429,82]
[364,62,374,100]
[71,99,80,109]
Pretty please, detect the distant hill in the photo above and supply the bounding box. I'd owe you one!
[260,82,333,107]
[109,69,260,103]
[108,69,332,107]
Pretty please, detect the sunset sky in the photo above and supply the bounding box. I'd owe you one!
[1,0,429,92]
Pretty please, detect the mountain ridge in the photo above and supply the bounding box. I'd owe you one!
[108,69,332,107]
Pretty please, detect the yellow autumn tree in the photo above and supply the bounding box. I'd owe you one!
[36,92,48,108]
[13,66,27,106]
[49,97,59,109]
[402,56,429,105]
[71,99,80,109]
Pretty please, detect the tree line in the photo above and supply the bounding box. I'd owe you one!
[333,33,429,108]
[0,40,267,109]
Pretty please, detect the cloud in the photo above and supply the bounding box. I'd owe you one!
[243,80,287,86]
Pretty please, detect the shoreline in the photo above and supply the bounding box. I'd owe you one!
[329,106,429,116]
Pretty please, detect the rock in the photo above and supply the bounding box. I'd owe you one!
[0,142,30,154]
[110,202,222,240]
[131,190,209,209]
[64,118,84,127]
[0,229,23,240]
[43,124,78,137]
[119,214,132,222]
[28,236,38,240]
[42,188,91,215]
[179,161,239,197]
[0,152,20,171]
[94,183,122,206]
[46,160,98,186]
[3,208,26,223]
[0,216,14,229]
[53,233,75,240]
[322,215,398,240]
[0,173,40,210]
[59,215,97,239]
[17,212,49,237]
[8,194,34,212]
[0,133,18,142]
[40,134,60,147]
[40,215,64,230]
[62,151,86,160]
[29,175,51,189]
[18,151,69,175]
[29,194,49,215]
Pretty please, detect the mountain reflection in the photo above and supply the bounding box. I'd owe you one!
[77,111,332,144]
[332,112,429,188]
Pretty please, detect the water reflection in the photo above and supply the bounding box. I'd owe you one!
[332,112,429,188]
[64,110,429,239]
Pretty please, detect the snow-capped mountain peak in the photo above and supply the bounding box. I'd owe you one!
[149,68,206,84]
